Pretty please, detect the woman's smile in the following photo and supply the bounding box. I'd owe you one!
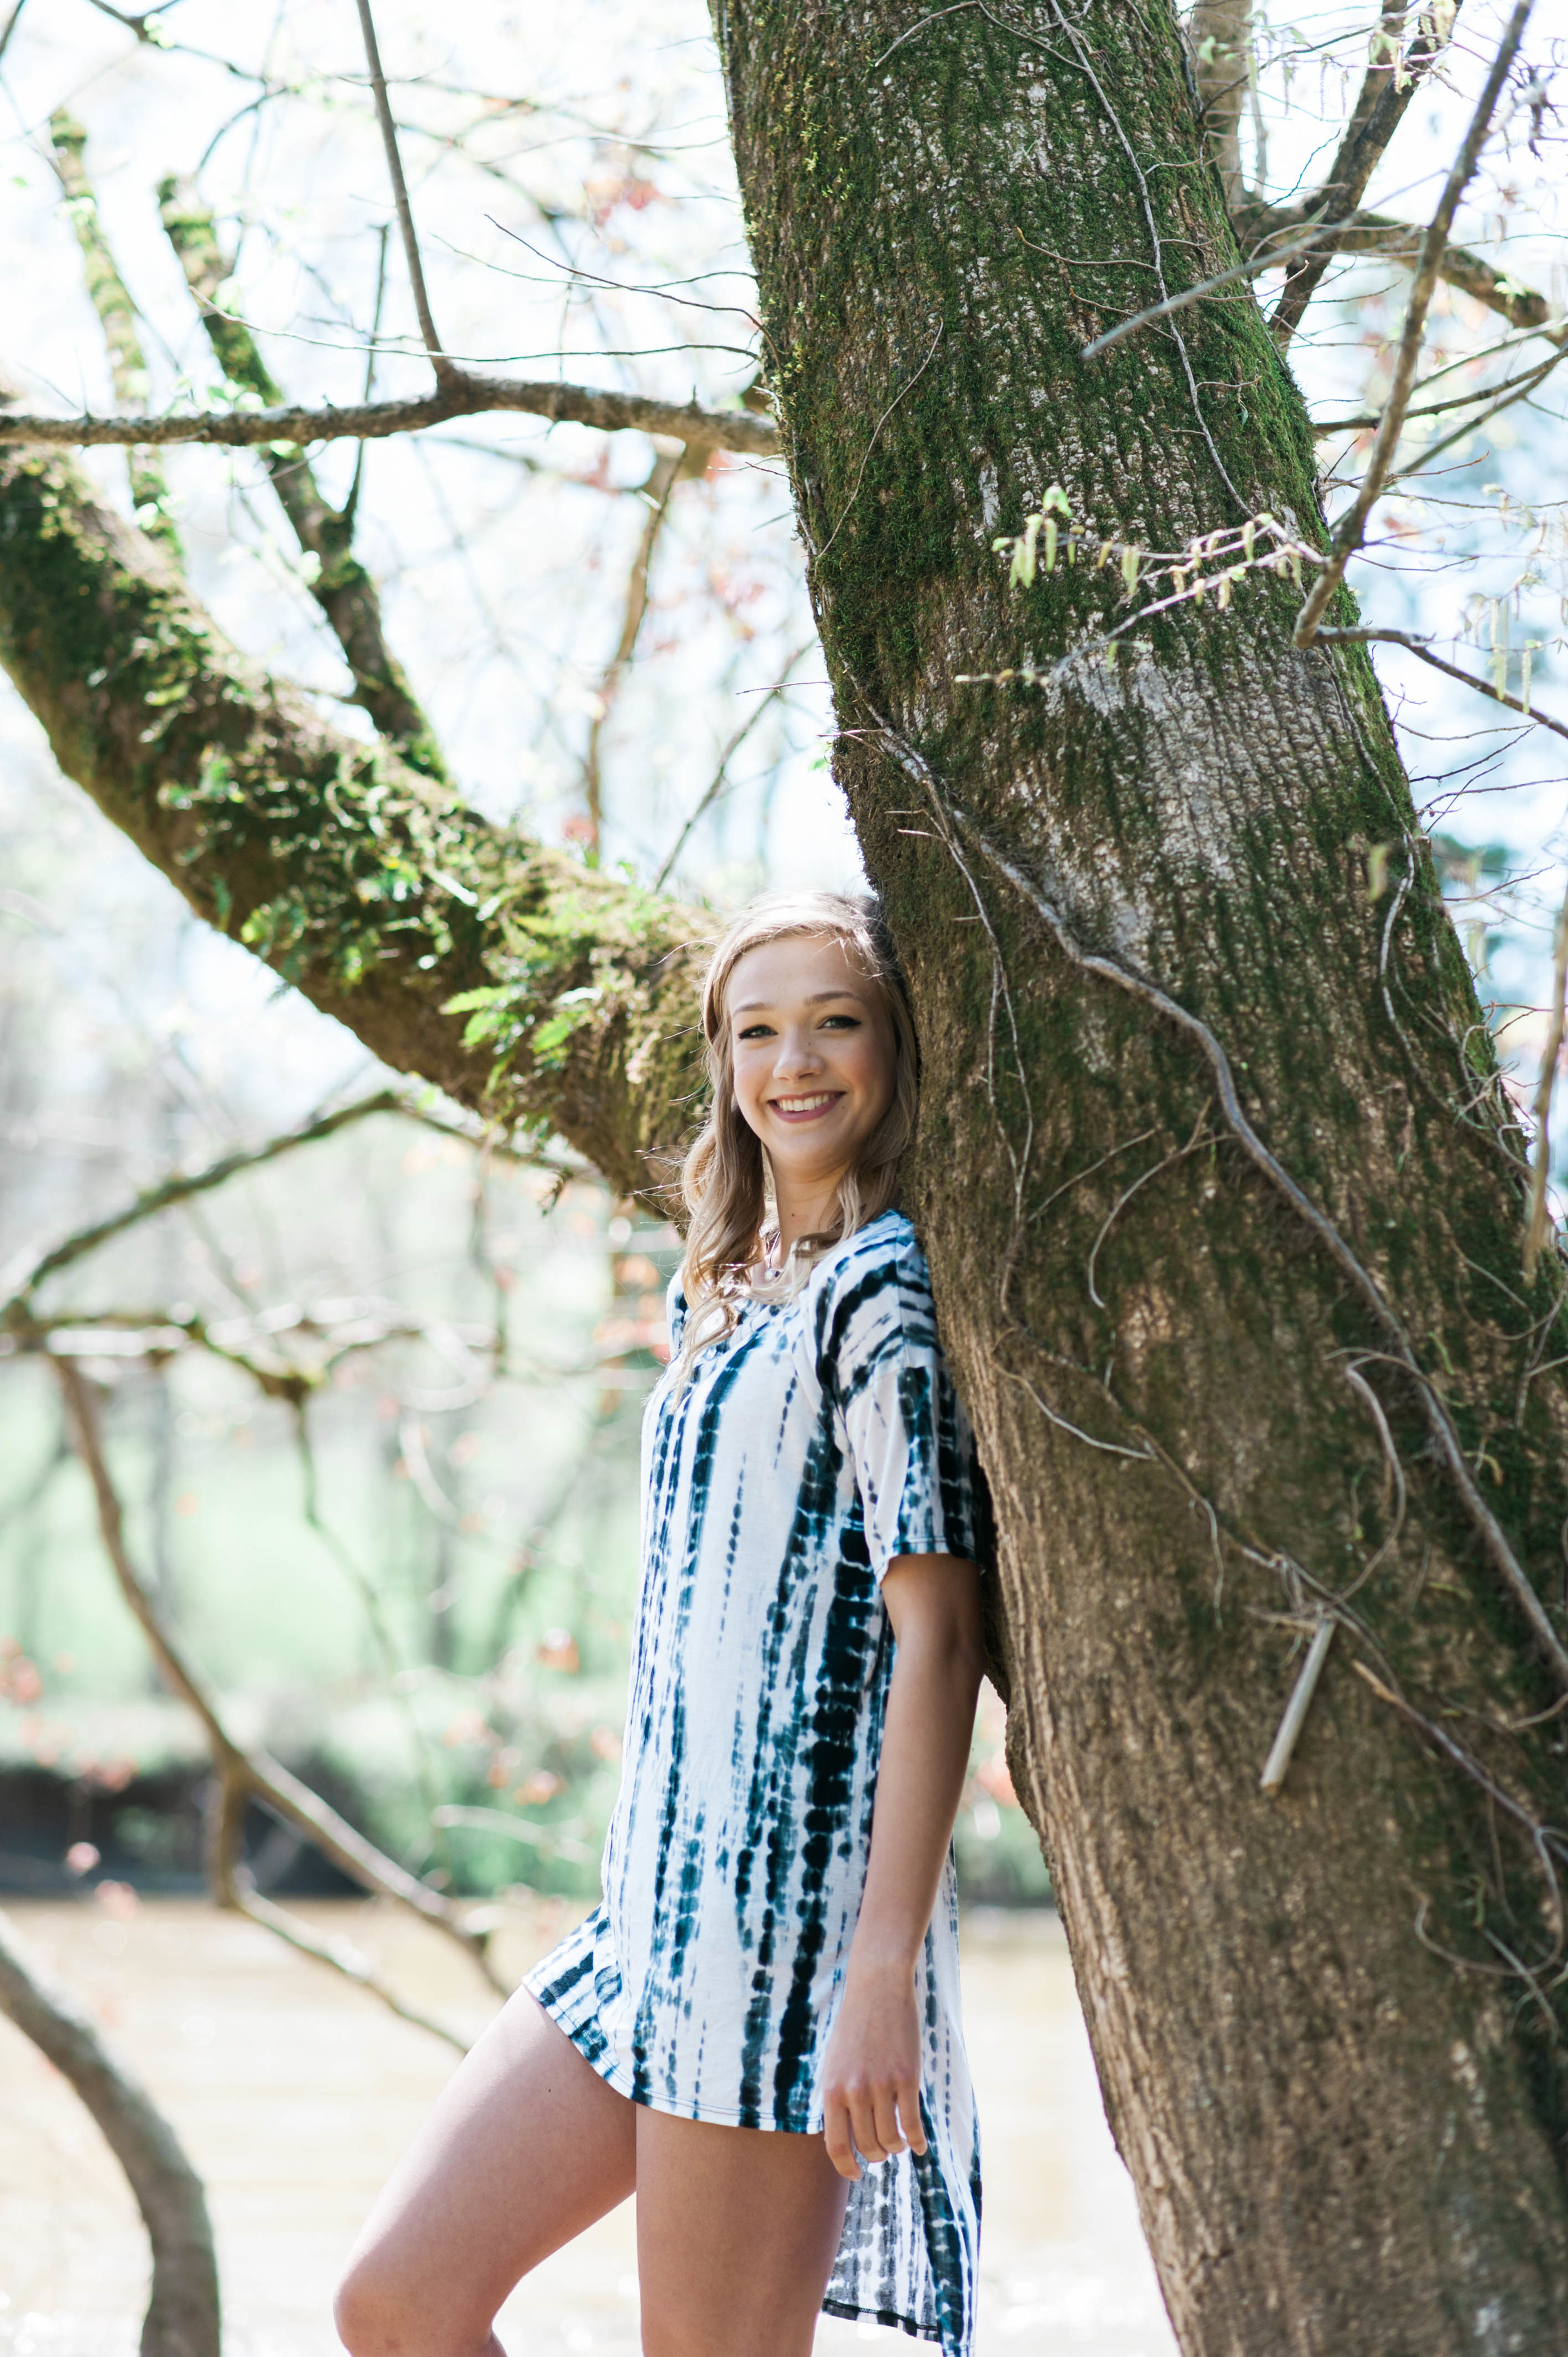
[768,1088,846,1122]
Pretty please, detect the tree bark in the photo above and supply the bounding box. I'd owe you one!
[0,1906,220,2357]
[713,2,1568,2348]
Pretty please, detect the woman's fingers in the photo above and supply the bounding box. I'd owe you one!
[823,2092,862,2183]
[825,2071,928,2178]
[868,2080,906,2163]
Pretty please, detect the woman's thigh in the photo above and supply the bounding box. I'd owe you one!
[334,1989,637,2357]
[635,2109,850,2357]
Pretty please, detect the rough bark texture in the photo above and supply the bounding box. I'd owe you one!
[0,1906,220,2357]
[712,3,1568,2350]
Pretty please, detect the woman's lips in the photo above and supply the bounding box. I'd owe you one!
[768,1090,845,1123]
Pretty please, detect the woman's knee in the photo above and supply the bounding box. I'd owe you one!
[332,2251,400,2357]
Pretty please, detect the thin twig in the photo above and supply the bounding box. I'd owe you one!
[1524,878,1568,1282]
[813,322,944,562]
[207,1767,470,2050]
[1,1088,404,1314]
[1081,211,1335,359]
[1046,0,1246,516]
[0,376,779,459]
[1312,630,1568,750]
[1293,0,1535,647]
[1231,193,1559,339]
[353,0,452,383]
[582,445,689,858]
[654,640,815,888]
[1354,1661,1566,1949]
[1259,1615,1336,1794]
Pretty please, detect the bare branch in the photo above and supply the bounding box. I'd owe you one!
[1311,627,1568,747]
[1271,3,1458,348]
[581,444,703,856]
[157,177,447,777]
[48,111,181,556]
[1082,211,1338,360]
[0,1905,220,2357]
[1294,0,1536,648]
[0,372,781,459]
[206,1764,471,2050]
[654,640,816,888]
[2,1087,405,1316]
[53,1355,508,1992]
[1233,194,1560,339]
[354,0,453,383]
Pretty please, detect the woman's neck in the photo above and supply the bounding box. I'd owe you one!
[768,1172,845,1257]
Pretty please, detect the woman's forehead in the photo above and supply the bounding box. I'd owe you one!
[727,932,873,1007]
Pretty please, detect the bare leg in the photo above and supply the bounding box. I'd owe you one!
[634,2109,851,2357]
[334,1991,636,2357]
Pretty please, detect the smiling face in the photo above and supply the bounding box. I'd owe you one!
[725,931,898,1239]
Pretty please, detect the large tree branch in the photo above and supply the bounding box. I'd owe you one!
[0,445,706,1201]
[0,374,782,460]
[1270,3,1458,346]
[156,176,448,779]
[1234,194,1560,339]
[0,1906,220,2357]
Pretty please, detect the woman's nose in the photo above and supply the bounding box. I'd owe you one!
[773,1027,824,1076]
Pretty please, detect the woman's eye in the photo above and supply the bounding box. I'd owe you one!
[736,1023,773,1041]
[820,1015,860,1030]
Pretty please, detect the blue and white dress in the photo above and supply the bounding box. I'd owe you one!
[525,1209,987,2354]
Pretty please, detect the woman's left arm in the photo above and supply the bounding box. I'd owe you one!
[820,1553,985,2182]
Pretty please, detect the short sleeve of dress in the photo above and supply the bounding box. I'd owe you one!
[664,1269,687,1362]
[817,1220,987,1582]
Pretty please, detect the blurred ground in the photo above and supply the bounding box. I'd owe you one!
[0,1900,1174,2357]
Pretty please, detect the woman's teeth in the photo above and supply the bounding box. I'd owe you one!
[773,1092,840,1114]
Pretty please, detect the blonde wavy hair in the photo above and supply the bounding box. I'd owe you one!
[672,891,918,1383]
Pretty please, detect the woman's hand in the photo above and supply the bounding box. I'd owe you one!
[820,1957,929,2181]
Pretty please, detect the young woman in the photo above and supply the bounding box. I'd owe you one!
[335,891,989,2357]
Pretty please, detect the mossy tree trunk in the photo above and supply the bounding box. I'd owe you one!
[716,2,1568,2349]
[4,3,1568,2347]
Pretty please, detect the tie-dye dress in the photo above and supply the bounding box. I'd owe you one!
[525,1208,987,2354]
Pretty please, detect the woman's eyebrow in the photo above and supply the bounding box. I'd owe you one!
[731,989,869,1014]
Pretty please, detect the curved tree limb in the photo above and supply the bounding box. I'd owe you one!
[0,373,781,460]
[0,1905,220,2357]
